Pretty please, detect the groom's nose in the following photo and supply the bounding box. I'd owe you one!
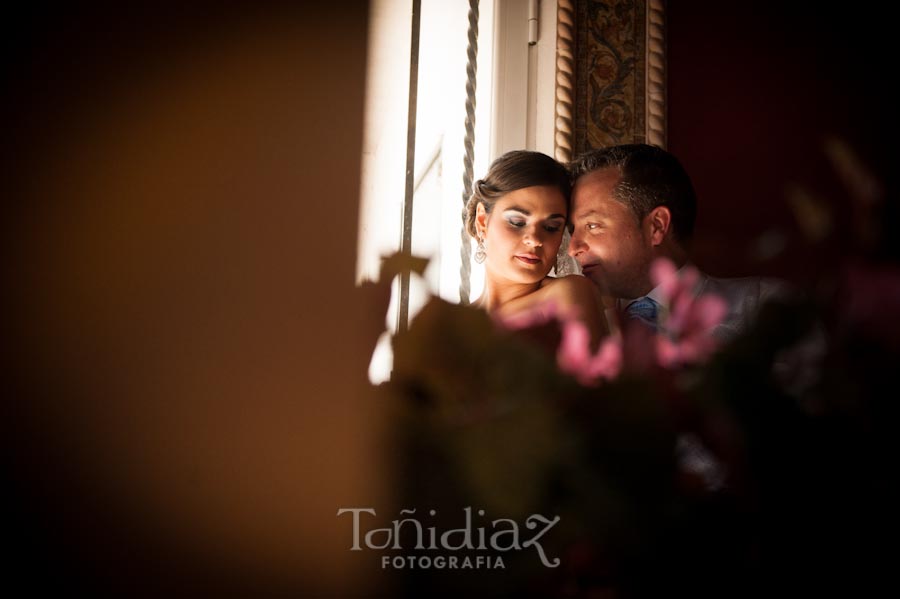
[568,230,587,258]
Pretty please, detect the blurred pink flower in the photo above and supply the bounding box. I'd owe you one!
[557,320,623,386]
[650,258,728,368]
[495,299,622,386]
[494,259,728,384]
[493,299,574,331]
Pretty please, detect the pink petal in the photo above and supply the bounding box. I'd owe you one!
[668,266,700,310]
[680,266,700,293]
[667,289,693,333]
[650,257,679,300]
[656,337,681,368]
[689,295,728,332]
[586,335,623,381]
[557,318,592,374]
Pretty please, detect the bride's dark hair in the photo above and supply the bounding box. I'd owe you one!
[464,150,571,238]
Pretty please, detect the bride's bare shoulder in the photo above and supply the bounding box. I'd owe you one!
[540,275,609,338]
[540,274,598,299]
[543,275,606,312]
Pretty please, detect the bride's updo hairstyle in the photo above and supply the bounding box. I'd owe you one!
[464,150,571,238]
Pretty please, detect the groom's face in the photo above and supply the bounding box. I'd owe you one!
[568,168,654,299]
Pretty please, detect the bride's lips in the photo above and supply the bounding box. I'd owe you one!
[515,254,542,265]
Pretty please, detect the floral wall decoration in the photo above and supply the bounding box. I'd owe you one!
[574,0,648,152]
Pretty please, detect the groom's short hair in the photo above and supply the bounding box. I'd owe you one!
[569,144,698,244]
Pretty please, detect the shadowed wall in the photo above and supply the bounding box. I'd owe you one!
[669,1,896,280]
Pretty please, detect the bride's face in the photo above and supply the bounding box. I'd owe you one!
[476,185,568,285]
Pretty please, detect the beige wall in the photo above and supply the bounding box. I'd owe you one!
[4,4,387,595]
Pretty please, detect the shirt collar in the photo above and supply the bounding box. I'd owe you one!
[617,263,692,310]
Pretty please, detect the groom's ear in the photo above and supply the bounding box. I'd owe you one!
[646,206,672,246]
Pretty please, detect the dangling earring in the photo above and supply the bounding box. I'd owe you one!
[474,238,486,264]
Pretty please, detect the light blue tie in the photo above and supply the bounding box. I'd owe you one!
[624,297,659,330]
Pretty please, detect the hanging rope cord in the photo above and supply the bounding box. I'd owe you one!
[458,0,479,304]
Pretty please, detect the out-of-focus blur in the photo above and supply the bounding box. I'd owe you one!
[2,3,389,595]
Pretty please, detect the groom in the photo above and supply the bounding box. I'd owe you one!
[566,143,783,340]
[565,144,822,494]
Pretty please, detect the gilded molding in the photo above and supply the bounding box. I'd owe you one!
[646,0,666,148]
[554,0,575,163]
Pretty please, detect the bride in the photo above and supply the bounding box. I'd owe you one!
[466,150,607,347]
